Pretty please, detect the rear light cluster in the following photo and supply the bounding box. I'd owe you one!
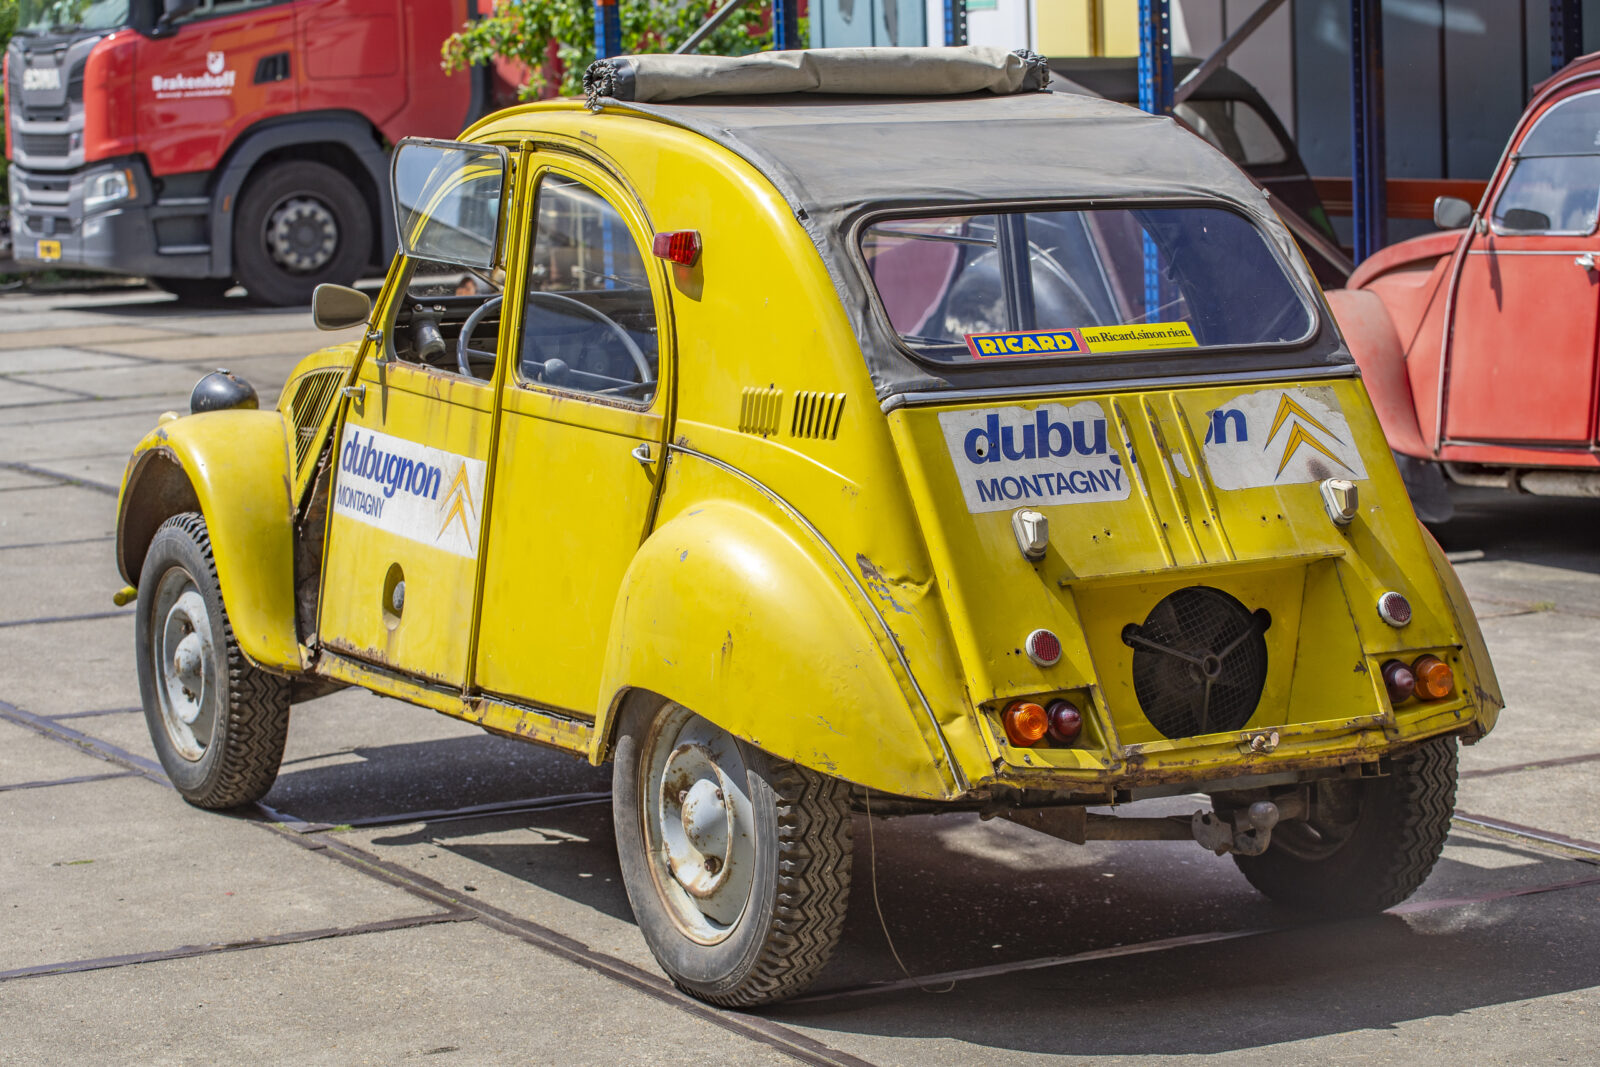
[1382,654,1455,705]
[1001,698,1084,747]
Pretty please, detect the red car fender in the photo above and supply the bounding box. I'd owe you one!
[1325,288,1430,458]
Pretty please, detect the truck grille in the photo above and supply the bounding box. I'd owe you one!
[1121,586,1271,740]
[17,131,70,157]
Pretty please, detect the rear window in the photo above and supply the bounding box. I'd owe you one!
[859,205,1314,363]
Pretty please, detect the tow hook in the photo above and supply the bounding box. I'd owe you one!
[1192,801,1280,857]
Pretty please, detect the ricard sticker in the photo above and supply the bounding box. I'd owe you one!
[1201,387,1367,490]
[333,426,486,559]
[939,401,1131,514]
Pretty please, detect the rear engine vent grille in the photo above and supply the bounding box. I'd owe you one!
[738,386,783,436]
[287,369,343,475]
[1121,586,1271,740]
[791,391,845,440]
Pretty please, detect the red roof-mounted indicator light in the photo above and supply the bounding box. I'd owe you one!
[652,230,701,266]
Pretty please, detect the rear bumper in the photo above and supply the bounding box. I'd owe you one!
[9,158,213,278]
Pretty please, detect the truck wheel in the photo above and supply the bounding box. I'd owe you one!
[150,276,236,305]
[1233,736,1457,913]
[612,699,852,1007]
[135,513,290,809]
[233,161,371,307]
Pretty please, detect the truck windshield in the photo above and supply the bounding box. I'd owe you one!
[17,0,130,33]
[860,205,1314,363]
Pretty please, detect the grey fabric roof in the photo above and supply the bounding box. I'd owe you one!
[607,91,1336,400]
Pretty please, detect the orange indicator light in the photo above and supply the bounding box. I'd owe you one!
[1002,701,1049,746]
[1411,655,1454,701]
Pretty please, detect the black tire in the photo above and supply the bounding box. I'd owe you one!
[150,276,236,305]
[232,160,371,307]
[612,699,852,1007]
[135,513,291,809]
[1233,736,1458,913]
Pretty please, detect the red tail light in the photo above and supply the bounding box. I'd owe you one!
[651,230,701,266]
[1411,655,1454,701]
[1046,700,1082,743]
[1002,701,1049,746]
[1381,659,1415,704]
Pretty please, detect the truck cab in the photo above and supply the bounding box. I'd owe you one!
[5,0,487,304]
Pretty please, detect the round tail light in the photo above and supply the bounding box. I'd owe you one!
[1046,700,1082,743]
[1002,701,1049,746]
[1411,655,1454,700]
[1381,659,1415,705]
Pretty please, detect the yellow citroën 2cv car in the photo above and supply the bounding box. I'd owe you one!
[114,47,1501,1007]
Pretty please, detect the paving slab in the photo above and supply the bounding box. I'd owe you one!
[0,485,115,548]
[0,378,90,409]
[0,325,184,352]
[0,920,797,1067]
[1457,761,1600,847]
[11,362,230,403]
[0,776,432,971]
[85,327,360,362]
[0,540,127,623]
[0,718,118,786]
[0,615,137,716]
[0,348,147,375]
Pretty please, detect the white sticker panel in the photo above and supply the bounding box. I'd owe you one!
[332,426,487,559]
[1201,387,1368,490]
[938,401,1132,514]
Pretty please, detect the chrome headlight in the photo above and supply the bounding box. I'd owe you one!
[83,169,134,213]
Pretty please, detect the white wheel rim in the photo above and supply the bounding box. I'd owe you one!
[265,195,338,273]
[152,567,218,762]
[640,704,757,945]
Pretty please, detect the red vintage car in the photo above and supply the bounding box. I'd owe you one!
[1330,54,1600,522]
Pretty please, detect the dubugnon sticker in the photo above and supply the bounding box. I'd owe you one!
[1201,387,1368,489]
[964,329,1086,359]
[332,426,487,558]
[938,402,1131,513]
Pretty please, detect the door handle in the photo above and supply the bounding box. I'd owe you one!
[1576,253,1597,272]
[631,442,654,466]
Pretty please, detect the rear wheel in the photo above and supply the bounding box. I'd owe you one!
[233,161,371,307]
[1233,736,1458,913]
[612,699,852,1007]
[135,513,290,809]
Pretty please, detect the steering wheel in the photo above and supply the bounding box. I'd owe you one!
[522,291,654,384]
[457,295,503,377]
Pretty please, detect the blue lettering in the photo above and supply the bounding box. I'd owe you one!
[1000,424,1035,461]
[976,478,1002,503]
[1001,476,1022,500]
[1037,410,1073,457]
[1072,420,1108,455]
[964,414,1002,464]
[1206,409,1248,444]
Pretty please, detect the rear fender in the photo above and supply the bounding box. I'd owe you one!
[1420,524,1503,738]
[1325,288,1430,456]
[590,499,959,800]
[117,410,301,672]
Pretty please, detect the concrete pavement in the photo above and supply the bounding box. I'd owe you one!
[1,285,1597,1065]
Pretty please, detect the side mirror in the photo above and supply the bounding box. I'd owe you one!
[153,0,200,36]
[312,284,371,331]
[1432,196,1474,231]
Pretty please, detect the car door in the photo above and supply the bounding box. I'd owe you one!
[472,160,672,716]
[316,141,510,687]
[1445,87,1600,448]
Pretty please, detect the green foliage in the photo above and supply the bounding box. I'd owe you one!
[443,0,800,101]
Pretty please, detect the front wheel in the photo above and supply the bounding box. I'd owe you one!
[135,513,290,809]
[1233,735,1458,913]
[611,699,853,1007]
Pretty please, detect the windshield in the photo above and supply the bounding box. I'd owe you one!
[17,0,130,33]
[860,205,1314,362]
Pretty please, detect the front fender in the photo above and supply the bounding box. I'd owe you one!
[1325,288,1429,456]
[591,499,957,799]
[117,410,301,673]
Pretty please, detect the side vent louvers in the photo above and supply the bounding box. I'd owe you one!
[791,391,846,440]
[287,369,343,475]
[738,386,783,436]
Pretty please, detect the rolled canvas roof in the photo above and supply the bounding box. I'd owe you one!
[584,52,1339,400]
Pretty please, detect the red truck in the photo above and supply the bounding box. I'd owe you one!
[5,0,505,305]
[1331,52,1600,521]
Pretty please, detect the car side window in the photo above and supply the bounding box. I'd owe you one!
[518,175,658,404]
[1493,91,1600,236]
